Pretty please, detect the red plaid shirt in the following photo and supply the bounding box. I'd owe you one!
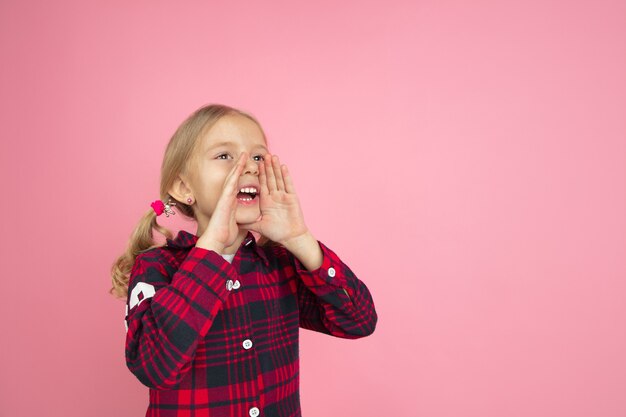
[124,230,377,417]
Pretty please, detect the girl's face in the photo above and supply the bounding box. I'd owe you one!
[190,114,268,231]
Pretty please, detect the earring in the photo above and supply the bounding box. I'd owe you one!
[187,197,193,204]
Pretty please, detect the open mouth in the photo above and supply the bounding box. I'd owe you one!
[237,187,258,202]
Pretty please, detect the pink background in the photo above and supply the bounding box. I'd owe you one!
[1,1,625,416]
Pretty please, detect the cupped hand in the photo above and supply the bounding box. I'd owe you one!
[238,153,309,245]
[197,152,248,251]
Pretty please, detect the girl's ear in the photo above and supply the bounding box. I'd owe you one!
[168,175,193,203]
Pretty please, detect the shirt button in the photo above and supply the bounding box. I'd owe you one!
[328,267,336,278]
[249,407,260,417]
[245,238,253,246]
[242,339,253,350]
[226,280,234,291]
[233,280,241,289]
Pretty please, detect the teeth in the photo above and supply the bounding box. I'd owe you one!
[239,187,258,194]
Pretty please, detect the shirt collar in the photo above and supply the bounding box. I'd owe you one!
[165,229,270,267]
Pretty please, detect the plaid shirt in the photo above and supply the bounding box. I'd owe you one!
[124,229,377,417]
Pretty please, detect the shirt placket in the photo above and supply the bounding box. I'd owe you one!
[225,237,264,417]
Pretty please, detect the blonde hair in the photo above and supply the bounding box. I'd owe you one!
[109,103,275,300]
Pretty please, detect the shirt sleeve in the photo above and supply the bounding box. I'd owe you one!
[124,246,238,390]
[287,240,377,338]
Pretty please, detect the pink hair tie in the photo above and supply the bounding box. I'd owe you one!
[151,198,176,217]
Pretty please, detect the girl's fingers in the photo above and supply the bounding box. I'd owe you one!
[282,164,296,194]
[272,155,285,191]
[265,153,278,192]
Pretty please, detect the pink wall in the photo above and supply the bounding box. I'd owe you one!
[1,0,625,416]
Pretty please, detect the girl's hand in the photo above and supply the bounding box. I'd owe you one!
[238,154,309,245]
[196,152,249,252]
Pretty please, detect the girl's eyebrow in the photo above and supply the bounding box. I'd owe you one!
[207,141,234,149]
[207,141,268,152]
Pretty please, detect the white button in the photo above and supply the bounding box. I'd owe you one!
[242,339,253,350]
[328,267,336,278]
[249,407,259,417]
[226,280,234,291]
[245,238,253,246]
[233,280,241,289]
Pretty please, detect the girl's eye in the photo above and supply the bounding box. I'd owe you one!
[216,153,264,161]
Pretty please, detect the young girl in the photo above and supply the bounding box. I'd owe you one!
[110,103,377,417]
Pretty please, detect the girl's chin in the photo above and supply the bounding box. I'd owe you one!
[236,208,260,221]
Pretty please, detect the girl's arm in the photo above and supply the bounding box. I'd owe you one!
[124,247,236,390]
[242,154,376,337]
[276,240,378,338]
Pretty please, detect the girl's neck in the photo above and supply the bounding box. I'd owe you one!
[195,227,248,255]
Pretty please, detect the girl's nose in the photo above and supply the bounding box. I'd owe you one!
[243,154,259,174]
